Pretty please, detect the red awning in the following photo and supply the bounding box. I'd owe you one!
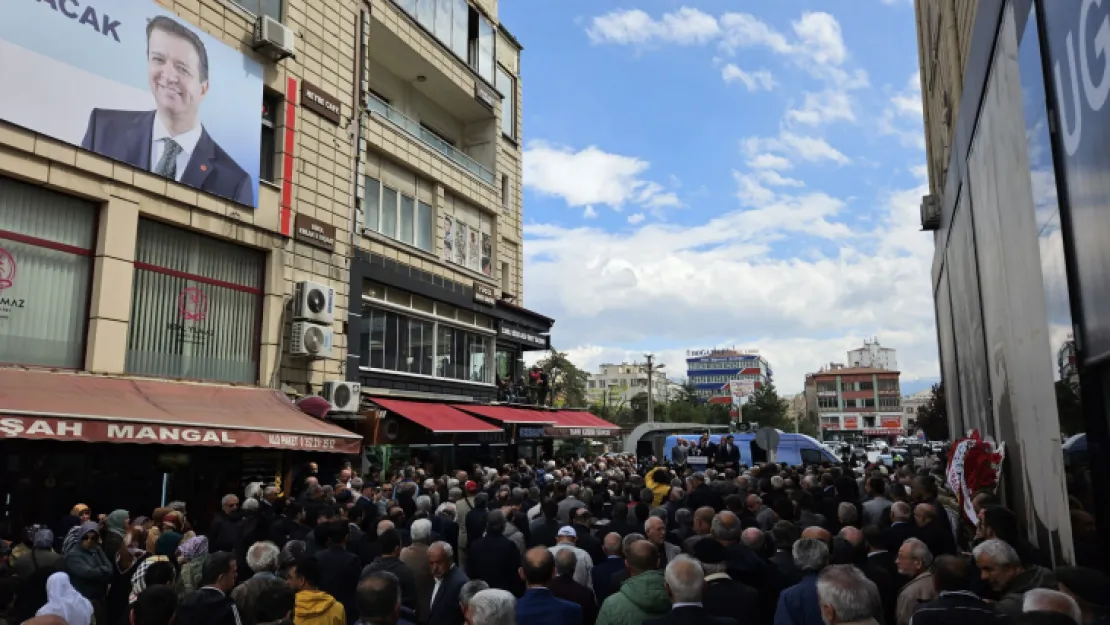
[545,411,621,437]
[370,398,501,433]
[0,370,362,453]
[451,405,557,424]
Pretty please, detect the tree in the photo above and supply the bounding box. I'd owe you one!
[536,351,589,408]
[675,381,700,406]
[916,382,950,441]
[741,381,789,430]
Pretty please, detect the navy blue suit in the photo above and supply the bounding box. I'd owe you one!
[591,557,625,603]
[516,587,582,625]
[81,109,254,206]
[774,574,824,625]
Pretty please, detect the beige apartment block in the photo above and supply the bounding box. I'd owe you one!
[915,0,979,196]
[357,0,524,299]
[0,0,359,394]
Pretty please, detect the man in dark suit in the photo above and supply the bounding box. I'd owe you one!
[516,547,582,625]
[685,473,724,513]
[572,509,604,566]
[716,435,741,471]
[314,521,363,624]
[883,502,916,554]
[862,525,902,586]
[464,511,523,596]
[437,509,460,557]
[693,538,757,623]
[592,533,625,604]
[531,500,562,548]
[428,541,468,625]
[770,521,804,587]
[549,550,597,625]
[80,15,253,206]
[644,554,737,625]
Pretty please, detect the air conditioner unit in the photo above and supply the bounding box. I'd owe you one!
[290,321,333,359]
[252,15,295,61]
[920,194,941,231]
[294,281,334,324]
[322,381,361,413]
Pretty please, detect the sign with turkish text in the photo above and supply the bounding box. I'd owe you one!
[0,415,361,453]
[473,281,496,306]
[843,416,859,429]
[497,321,548,349]
[301,81,342,124]
[517,426,545,439]
[294,214,337,251]
[544,426,619,438]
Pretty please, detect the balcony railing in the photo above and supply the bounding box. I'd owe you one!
[366,94,495,184]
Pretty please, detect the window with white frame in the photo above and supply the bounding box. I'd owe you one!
[360,282,494,384]
[440,193,493,278]
[496,66,515,139]
[364,176,434,253]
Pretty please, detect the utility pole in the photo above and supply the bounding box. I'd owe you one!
[644,354,665,424]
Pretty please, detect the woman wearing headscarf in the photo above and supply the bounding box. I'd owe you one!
[146,508,170,554]
[176,536,209,599]
[63,521,112,624]
[53,504,90,553]
[14,528,61,579]
[107,527,148,625]
[101,510,129,561]
[37,571,95,625]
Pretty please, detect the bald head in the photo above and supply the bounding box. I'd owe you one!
[603,532,622,556]
[693,507,715,534]
[914,503,936,527]
[742,528,765,551]
[711,511,742,543]
[522,547,555,586]
[626,540,659,575]
[839,526,863,548]
[746,494,762,511]
[802,526,832,545]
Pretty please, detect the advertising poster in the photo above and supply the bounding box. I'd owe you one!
[442,215,454,263]
[0,1,264,207]
[455,222,468,266]
[844,416,859,429]
[481,233,492,278]
[468,229,479,272]
[730,380,755,407]
[880,416,902,429]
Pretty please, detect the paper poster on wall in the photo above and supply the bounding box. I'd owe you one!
[468,229,480,272]
[481,233,492,278]
[442,215,454,263]
[455,222,468,266]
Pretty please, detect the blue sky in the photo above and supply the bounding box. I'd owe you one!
[501,0,938,395]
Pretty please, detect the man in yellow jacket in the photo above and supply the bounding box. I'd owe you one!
[289,557,346,625]
[644,468,672,508]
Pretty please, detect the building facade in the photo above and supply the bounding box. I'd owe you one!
[847,339,898,371]
[0,0,368,519]
[345,0,554,410]
[685,349,771,402]
[902,389,931,434]
[912,0,1110,564]
[586,363,670,406]
[806,367,903,440]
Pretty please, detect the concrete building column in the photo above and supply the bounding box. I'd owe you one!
[85,196,138,374]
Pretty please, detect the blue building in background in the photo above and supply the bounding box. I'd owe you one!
[686,348,771,403]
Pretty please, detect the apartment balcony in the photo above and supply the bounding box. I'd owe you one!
[366,93,494,184]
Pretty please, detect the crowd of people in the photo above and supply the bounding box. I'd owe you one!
[0,450,1106,625]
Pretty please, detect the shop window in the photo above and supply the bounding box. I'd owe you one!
[126,220,264,383]
[0,177,95,369]
[359,302,494,385]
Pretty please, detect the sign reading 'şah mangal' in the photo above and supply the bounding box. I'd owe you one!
[0,416,358,452]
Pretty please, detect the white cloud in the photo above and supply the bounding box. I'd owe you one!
[521,178,938,394]
[627,213,646,225]
[743,132,851,165]
[523,141,679,211]
[587,7,720,45]
[583,206,598,219]
[747,153,793,170]
[880,71,926,149]
[721,64,776,91]
[791,12,848,66]
[786,90,856,125]
[757,170,805,187]
[881,0,914,5]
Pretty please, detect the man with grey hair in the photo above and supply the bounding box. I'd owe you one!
[549,526,593,589]
[973,538,1056,618]
[1023,589,1081,624]
[403,519,435,623]
[458,579,489,624]
[837,502,859,529]
[470,589,516,625]
[559,484,586,525]
[883,501,915,552]
[774,538,830,625]
[210,493,243,553]
[643,555,736,625]
[428,541,468,625]
[816,565,881,625]
[741,527,766,557]
[232,541,284,625]
[549,549,598,625]
[895,539,936,625]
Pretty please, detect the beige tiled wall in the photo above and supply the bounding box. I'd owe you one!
[357,0,526,303]
[0,0,360,394]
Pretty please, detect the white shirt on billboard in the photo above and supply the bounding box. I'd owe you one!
[151,113,202,182]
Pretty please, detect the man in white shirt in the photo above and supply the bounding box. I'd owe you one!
[548,527,593,590]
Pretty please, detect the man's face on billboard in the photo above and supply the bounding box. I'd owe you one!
[148,28,208,124]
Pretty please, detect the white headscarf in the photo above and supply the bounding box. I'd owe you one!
[37,572,94,625]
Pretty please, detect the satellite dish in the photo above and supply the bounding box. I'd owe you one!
[755,427,780,451]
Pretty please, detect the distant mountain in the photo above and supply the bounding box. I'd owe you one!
[901,377,940,397]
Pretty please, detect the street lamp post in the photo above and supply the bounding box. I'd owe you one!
[645,355,665,424]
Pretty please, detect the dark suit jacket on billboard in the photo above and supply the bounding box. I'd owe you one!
[81,108,253,206]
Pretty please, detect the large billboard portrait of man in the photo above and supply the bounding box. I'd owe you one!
[0,1,263,208]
